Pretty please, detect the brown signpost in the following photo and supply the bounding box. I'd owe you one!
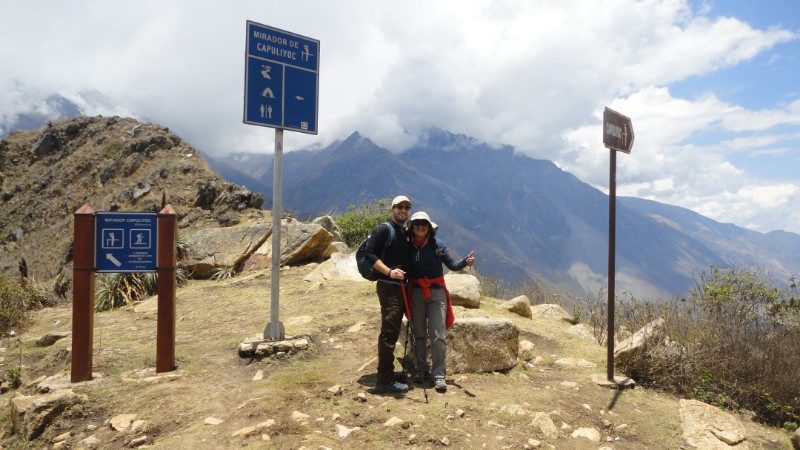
[71,204,177,382]
[602,107,634,382]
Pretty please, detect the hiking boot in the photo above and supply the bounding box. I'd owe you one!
[374,380,409,394]
[434,378,447,393]
[392,372,407,383]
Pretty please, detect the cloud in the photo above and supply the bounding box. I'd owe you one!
[1,0,798,233]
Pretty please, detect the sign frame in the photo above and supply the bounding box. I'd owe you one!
[243,20,320,135]
[94,211,158,273]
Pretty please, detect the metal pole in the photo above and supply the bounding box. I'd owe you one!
[607,149,616,381]
[265,128,285,340]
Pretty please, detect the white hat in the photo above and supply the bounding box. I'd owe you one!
[407,211,438,230]
[391,195,412,207]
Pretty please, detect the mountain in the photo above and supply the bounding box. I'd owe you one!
[208,129,800,299]
[0,94,83,139]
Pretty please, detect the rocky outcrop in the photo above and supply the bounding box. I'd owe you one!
[35,331,70,347]
[679,399,748,449]
[11,389,88,440]
[499,295,532,318]
[184,223,271,278]
[446,317,519,373]
[303,252,364,283]
[530,304,571,320]
[311,215,343,242]
[445,273,481,308]
[791,428,800,450]
[322,241,349,258]
[247,219,335,269]
[614,318,665,366]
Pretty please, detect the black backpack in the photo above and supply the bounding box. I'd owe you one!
[356,222,395,281]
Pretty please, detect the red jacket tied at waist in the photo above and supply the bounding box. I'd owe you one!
[407,276,455,329]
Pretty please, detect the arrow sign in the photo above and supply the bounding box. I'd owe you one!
[603,107,634,154]
[106,254,122,267]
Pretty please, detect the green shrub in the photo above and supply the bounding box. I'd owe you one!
[5,367,21,389]
[616,266,800,427]
[333,198,391,247]
[0,276,42,334]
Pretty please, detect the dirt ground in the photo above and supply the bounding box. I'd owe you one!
[0,264,793,449]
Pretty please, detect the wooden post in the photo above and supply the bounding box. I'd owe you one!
[156,204,177,372]
[71,204,95,382]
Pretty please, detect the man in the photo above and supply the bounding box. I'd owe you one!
[364,195,412,393]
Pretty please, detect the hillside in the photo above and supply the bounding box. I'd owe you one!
[0,116,264,294]
[208,129,800,299]
[1,264,793,449]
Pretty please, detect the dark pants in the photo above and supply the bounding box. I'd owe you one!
[376,281,405,385]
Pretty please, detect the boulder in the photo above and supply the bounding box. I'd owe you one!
[444,273,481,308]
[311,215,343,242]
[499,295,532,318]
[531,412,559,439]
[530,304,571,320]
[571,427,601,442]
[322,241,350,258]
[446,317,519,373]
[11,389,88,440]
[184,223,271,278]
[679,399,748,449]
[566,323,595,341]
[35,331,70,347]
[303,252,364,283]
[249,219,334,268]
[614,318,665,366]
[791,428,799,450]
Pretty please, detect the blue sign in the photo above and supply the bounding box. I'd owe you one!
[244,21,319,134]
[95,212,158,273]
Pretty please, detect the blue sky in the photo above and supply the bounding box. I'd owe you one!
[1,0,799,233]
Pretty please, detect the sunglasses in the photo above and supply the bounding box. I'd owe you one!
[412,222,428,228]
[394,205,411,211]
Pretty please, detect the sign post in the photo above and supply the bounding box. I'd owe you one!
[243,20,319,341]
[602,107,634,382]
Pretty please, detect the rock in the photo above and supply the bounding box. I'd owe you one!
[252,370,264,381]
[336,424,360,439]
[183,223,272,277]
[530,304,571,320]
[499,295,532,318]
[249,219,335,268]
[130,420,146,433]
[384,416,404,427]
[441,436,451,446]
[500,404,528,415]
[566,323,594,341]
[408,433,418,444]
[531,412,558,439]
[559,381,578,389]
[303,252,365,283]
[518,340,535,362]
[554,357,596,368]
[110,413,136,431]
[444,317,518,373]
[322,241,350,258]
[614,318,665,366]
[284,315,313,326]
[204,417,223,426]
[231,419,275,438]
[292,411,310,422]
[444,273,481,308]
[526,438,542,448]
[312,215,344,242]
[129,435,149,447]
[791,429,800,449]
[35,331,70,347]
[679,399,747,449]
[121,368,182,384]
[38,371,102,393]
[327,385,343,396]
[76,435,100,450]
[26,375,47,388]
[86,424,98,431]
[455,409,465,418]
[11,389,88,440]
[53,431,72,443]
[53,441,67,449]
[591,374,636,389]
[354,393,367,402]
[347,322,366,333]
[571,427,601,442]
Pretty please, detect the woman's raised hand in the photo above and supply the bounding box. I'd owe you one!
[465,251,476,267]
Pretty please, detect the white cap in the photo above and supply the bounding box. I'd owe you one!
[407,211,438,230]
[391,195,412,207]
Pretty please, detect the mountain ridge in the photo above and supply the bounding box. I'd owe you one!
[208,129,800,299]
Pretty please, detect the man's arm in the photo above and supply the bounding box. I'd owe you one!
[365,223,405,280]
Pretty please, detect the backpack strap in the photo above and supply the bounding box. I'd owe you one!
[380,221,395,259]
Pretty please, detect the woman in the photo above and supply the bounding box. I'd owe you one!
[405,211,475,393]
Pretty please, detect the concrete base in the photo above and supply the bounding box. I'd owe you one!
[591,374,636,389]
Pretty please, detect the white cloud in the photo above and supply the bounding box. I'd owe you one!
[1,0,799,233]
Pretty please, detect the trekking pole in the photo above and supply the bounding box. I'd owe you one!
[406,314,428,404]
